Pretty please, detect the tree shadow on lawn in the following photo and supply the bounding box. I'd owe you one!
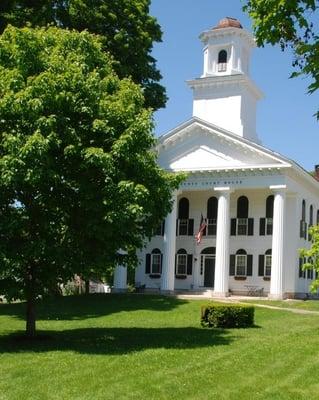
[0,294,189,321]
[0,326,235,355]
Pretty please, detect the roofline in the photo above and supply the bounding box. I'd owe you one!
[157,117,319,191]
[199,26,256,48]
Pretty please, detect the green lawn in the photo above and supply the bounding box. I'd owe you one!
[1,294,319,400]
[241,299,319,311]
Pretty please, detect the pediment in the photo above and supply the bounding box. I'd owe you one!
[157,118,291,172]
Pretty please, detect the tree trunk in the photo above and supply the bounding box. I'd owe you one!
[25,263,36,338]
[26,295,36,338]
[85,279,90,295]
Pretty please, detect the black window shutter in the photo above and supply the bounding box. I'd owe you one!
[230,219,237,236]
[161,220,165,236]
[248,218,254,236]
[247,255,253,276]
[229,255,235,276]
[187,254,193,275]
[304,223,308,240]
[145,254,151,274]
[299,258,303,278]
[300,220,303,238]
[188,219,194,236]
[176,219,178,236]
[258,255,264,276]
[259,218,266,236]
[160,254,163,274]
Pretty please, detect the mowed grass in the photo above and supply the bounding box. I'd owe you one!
[242,299,319,311]
[1,294,319,400]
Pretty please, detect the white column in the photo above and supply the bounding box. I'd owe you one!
[214,187,231,297]
[113,265,127,292]
[269,185,286,299]
[161,192,178,293]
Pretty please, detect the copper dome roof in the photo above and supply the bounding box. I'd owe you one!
[213,17,243,30]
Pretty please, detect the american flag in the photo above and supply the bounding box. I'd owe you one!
[195,214,207,244]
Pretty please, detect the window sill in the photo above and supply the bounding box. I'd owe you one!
[175,275,187,280]
[234,276,247,281]
[149,274,161,279]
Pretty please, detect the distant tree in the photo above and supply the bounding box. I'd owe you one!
[0,26,181,337]
[0,0,166,110]
[243,0,319,117]
[300,225,319,292]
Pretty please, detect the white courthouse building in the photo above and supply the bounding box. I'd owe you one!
[115,17,319,299]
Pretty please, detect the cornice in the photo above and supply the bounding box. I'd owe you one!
[187,74,264,100]
[199,27,256,48]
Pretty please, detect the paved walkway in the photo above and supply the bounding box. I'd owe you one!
[176,294,319,315]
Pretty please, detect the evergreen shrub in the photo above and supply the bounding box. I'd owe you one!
[201,304,255,328]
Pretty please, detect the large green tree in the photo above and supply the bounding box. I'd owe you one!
[243,0,319,117]
[0,0,166,110]
[0,26,181,337]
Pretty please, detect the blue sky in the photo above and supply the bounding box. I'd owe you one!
[150,0,319,171]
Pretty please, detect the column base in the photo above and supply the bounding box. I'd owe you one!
[112,288,128,293]
[212,291,230,298]
[268,293,285,300]
[160,289,175,296]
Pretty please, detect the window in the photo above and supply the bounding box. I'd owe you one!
[177,197,194,236]
[258,249,272,277]
[176,249,193,277]
[155,220,165,236]
[231,196,253,236]
[205,197,218,236]
[217,49,227,72]
[236,252,247,276]
[145,248,162,276]
[176,249,187,275]
[230,249,253,277]
[309,205,313,241]
[300,200,307,239]
[260,196,274,235]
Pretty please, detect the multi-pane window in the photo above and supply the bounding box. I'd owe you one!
[237,218,248,235]
[264,254,272,277]
[236,254,247,276]
[178,219,188,235]
[205,197,218,236]
[231,196,254,236]
[151,253,161,274]
[145,248,162,276]
[176,254,187,275]
[177,197,194,236]
[260,196,273,236]
[217,49,227,72]
[300,200,307,239]
[258,249,272,277]
[176,249,193,277]
[230,250,253,277]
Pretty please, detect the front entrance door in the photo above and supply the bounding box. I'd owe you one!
[203,256,215,288]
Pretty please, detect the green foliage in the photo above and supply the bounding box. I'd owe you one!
[201,304,255,328]
[243,0,319,117]
[0,26,182,307]
[300,225,319,292]
[0,0,166,110]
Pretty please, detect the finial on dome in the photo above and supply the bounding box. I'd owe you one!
[213,17,243,30]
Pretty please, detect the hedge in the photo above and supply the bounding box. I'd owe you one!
[201,304,255,328]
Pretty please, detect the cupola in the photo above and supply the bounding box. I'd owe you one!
[187,18,263,143]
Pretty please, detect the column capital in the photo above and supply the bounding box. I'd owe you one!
[269,185,287,194]
[213,186,234,195]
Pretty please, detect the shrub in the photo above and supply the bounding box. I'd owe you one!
[201,304,255,328]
